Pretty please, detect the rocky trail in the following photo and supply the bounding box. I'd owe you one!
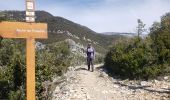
[52,64,170,100]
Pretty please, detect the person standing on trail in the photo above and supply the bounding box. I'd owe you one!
[86,43,95,72]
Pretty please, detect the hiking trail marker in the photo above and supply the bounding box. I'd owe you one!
[0,0,47,100]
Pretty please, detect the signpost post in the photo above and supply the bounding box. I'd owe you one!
[0,0,47,100]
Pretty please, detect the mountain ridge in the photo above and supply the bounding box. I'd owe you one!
[0,10,126,54]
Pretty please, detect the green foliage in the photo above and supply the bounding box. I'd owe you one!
[104,13,170,80]
[150,13,170,64]
[94,54,104,64]
[0,12,15,21]
[36,41,71,99]
[0,80,9,98]
[104,37,163,80]
[149,13,170,75]
[0,39,25,99]
[137,19,146,38]
[0,39,71,99]
[9,90,22,100]
[13,55,23,90]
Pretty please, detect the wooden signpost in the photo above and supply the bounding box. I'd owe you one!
[0,0,47,100]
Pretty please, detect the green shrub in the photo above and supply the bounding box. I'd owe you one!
[149,13,170,74]
[104,37,164,80]
[35,41,71,99]
[95,55,104,64]
[0,39,26,99]
[8,90,21,100]
[0,80,9,99]
[104,13,170,80]
[0,39,71,99]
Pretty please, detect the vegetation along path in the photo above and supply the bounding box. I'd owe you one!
[52,64,170,100]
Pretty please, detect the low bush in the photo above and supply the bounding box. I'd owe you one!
[0,39,71,99]
[104,13,170,80]
[104,38,165,80]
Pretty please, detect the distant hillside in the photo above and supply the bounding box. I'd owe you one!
[100,32,148,38]
[100,32,136,37]
[0,11,125,54]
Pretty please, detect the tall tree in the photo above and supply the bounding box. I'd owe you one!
[150,13,170,63]
[137,19,146,39]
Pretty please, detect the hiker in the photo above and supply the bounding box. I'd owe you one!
[86,43,95,72]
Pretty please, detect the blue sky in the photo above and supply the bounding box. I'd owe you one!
[0,0,170,33]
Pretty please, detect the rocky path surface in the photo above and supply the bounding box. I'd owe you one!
[52,64,170,100]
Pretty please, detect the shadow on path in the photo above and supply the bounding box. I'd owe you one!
[115,81,170,94]
[96,65,170,94]
[75,68,88,71]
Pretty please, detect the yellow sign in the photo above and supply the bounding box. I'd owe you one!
[0,21,47,38]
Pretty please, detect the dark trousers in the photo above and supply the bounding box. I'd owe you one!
[87,58,94,71]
